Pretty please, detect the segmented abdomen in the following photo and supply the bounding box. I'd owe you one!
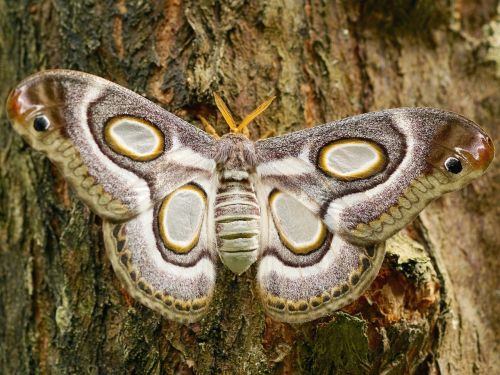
[215,170,260,274]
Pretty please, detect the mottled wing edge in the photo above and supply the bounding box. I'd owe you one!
[258,242,385,323]
[102,220,212,323]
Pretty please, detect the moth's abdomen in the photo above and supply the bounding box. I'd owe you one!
[215,170,260,274]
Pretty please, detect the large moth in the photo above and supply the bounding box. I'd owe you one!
[6,70,494,323]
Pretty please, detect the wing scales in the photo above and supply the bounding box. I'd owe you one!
[256,186,384,323]
[102,178,217,323]
[8,70,494,323]
[7,70,217,221]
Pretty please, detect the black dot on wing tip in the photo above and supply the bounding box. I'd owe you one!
[33,115,50,131]
[444,157,462,174]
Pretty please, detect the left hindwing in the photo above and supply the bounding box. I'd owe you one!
[102,176,218,323]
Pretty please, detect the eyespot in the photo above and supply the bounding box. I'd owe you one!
[33,115,50,132]
[444,157,462,174]
[318,139,386,180]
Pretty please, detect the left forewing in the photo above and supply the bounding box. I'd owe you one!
[7,70,217,221]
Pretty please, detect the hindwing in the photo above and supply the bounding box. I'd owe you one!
[102,178,217,322]
[255,185,384,322]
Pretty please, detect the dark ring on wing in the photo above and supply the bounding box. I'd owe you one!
[261,232,333,268]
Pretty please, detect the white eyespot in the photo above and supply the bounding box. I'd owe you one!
[158,184,206,254]
[104,116,165,161]
[269,190,327,254]
[318,139,386,180]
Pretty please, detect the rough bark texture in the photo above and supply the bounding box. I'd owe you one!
[0,1,498,374]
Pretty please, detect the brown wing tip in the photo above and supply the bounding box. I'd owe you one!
[464,133,495,172]
[474,135,495,171]
[6,88,22,121]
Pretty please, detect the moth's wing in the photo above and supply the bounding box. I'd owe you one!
[7,70,216,221]
[255,108,493,245]
[255,108,492,322]
[255,185,384,323]
[103,176,217,323]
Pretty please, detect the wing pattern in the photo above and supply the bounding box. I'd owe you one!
[7,70,494,323]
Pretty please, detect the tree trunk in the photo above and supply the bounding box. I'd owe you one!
[0,1,498,374]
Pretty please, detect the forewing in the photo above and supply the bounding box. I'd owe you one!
[7,70,217,221]
[255,108,491,244]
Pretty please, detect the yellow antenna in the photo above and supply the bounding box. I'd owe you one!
[198,115,220,139]
[237,96,275,133]
[213,93,275,135]
[214,93,238,132]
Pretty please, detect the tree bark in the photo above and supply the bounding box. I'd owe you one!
[0,1,498,374]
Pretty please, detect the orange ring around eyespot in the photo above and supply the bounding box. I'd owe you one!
[318,139,386,180]
[104,116,165,161]
[269,190,327,255]
[158,184,206,254]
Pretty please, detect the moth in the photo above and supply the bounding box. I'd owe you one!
[6,70,494,323]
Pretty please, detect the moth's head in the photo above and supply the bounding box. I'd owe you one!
[216,133,257,168]
[6,72,65,148]
[420,110,494,191]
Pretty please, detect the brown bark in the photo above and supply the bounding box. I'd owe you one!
[0,1,498,374]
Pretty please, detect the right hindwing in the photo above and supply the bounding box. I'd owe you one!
[255,181,384,323]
